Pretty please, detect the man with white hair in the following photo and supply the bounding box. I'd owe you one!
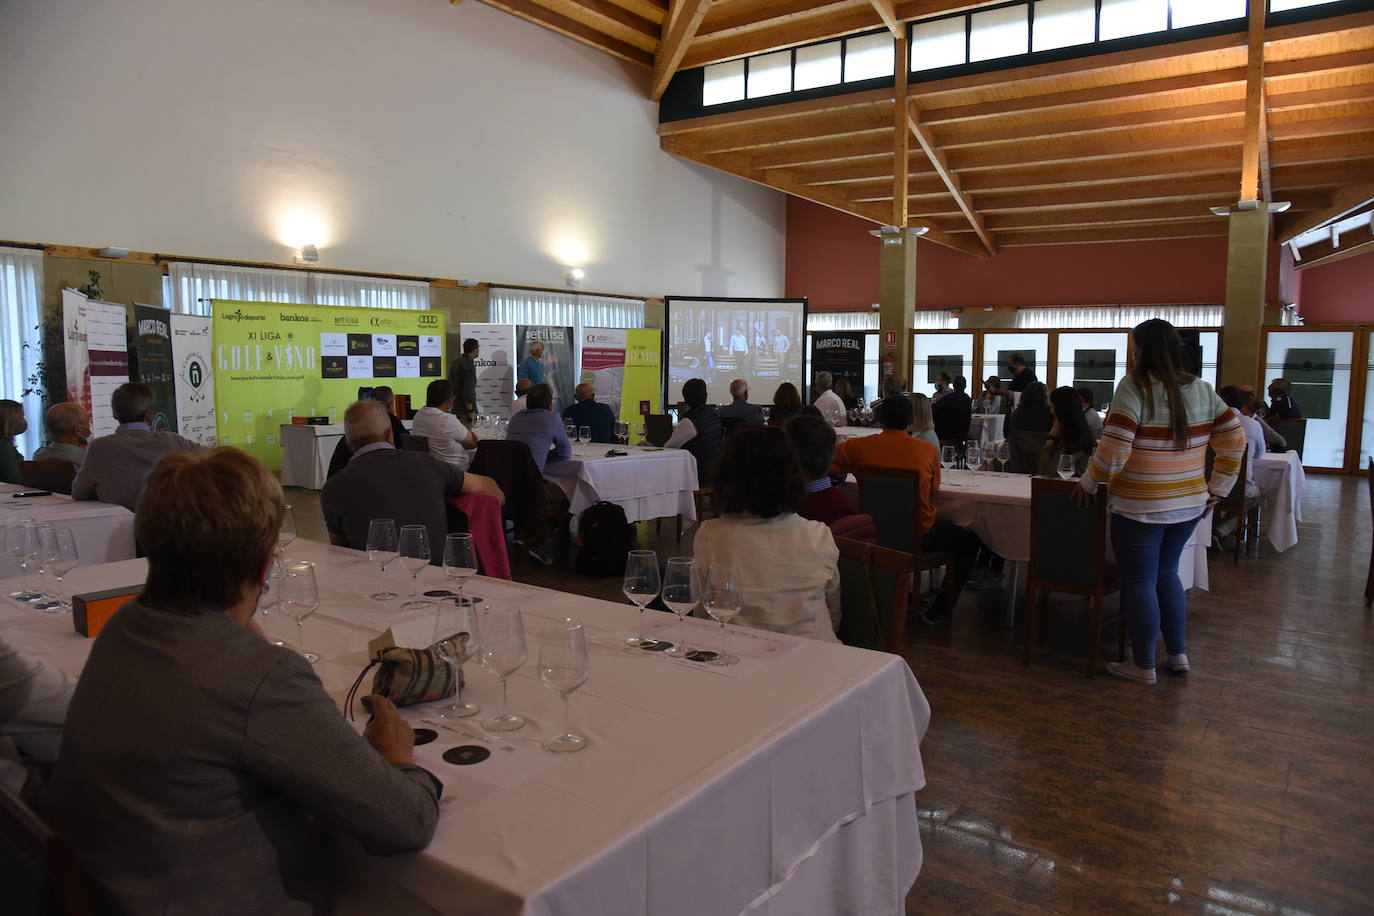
[717,378,763,426]
[813,371,846,426]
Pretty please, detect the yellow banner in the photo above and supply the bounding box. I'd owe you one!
[620,328,662,425]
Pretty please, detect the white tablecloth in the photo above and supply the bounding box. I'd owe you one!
[933,471,1209,591]
[0,539,930,916]
[544,444,700,524]
[280,424,343,489]
[968,413,1004,446]
[1254,450,1305,553]
[0,484,135,578]
[835,426,881,442]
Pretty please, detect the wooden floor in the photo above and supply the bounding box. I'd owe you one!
[289,473,1373,915]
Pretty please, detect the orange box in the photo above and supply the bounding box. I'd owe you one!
[72,587,141,638]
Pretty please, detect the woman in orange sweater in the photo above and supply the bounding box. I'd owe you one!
[1078,320,1246,685]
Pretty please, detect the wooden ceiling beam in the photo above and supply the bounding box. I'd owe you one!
[893,36,909,227]
[696,0,853,41]
[1265,47,1374,80]
[545,0,661,43]
[1268,112,1374,141]
[615,0,669,23]
[869,0,902,39]
[996,222,1229,247]
[985,208,1224,232]
[792,155,933,185]
[950,127,1245,171]
[907,100,994,255]
[932,98,1244,149]
[1270,132,1374,166]
[959,152,1240,192]
[1272,159,1374,188]
[749,134,892,168]
[472,0,655,67]
[1275,183,1374,244]
[651,0,712,101]
[972,177,1241,212]
[1239,0,1268,203]
[681,6,883,69]
[687,107,896,154]
[1266,81,1374,113]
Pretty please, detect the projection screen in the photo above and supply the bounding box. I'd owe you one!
[665,297,807,405]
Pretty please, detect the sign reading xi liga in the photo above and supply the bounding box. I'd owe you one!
[211,300,445,471]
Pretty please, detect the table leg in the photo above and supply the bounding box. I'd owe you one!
[1006,560,1021,630]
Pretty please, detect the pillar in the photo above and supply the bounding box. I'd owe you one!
[878,227,916,390]
[1220,203,1273,388]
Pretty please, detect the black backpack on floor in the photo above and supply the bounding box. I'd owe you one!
[575,501,633,577]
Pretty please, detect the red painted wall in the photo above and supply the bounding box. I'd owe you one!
[785,197,1283,311]
[1296,250,1374,325]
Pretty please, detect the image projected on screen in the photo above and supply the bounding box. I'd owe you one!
[667,299,805,404]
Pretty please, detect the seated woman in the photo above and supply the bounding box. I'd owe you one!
[0,399,26,485]
[769,382,803,426]
[907,393,940,449]
[1007,382,1054,473]
[1037,386,1097,477]
[693,426,841,642]
[51,448,440,914]
[834,376,860,412]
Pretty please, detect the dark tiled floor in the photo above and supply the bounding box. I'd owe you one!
[287,473,1373,914]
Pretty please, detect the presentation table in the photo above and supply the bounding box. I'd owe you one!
[0,484,135,578]
[543,443,700,524]
[1253,450,1305,553]
[0,538,931,916]
[280,420,412,489]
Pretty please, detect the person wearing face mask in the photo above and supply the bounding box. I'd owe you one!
[34,402,92,468]
[0,400,28,484]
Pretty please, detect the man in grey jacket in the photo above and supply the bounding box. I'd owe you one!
[70,382,200,511]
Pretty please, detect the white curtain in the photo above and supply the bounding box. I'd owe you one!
[0,247,45,456]
[806,310,958,330]
[164,262,429,315]
[1016,305,1223,328]
[487,286,646,331]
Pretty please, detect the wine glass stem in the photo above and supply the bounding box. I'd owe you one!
[500,676,509,719]
[296,620,305,656]
[679,613,687,652]
[562,694,571,737]
[453,660,463,709]
[720,621,727,660]
[637,605,645,642]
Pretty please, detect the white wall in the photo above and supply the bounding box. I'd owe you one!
[0,0,785,299]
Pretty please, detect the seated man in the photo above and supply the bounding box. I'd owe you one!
[511,378,532,415]
[785,415,856,526]
[869,375,906,409]
[33,402,91,467]
[506,384,571,474]
[411,379,477,468]
[322,401,502,560]
[370,386,409,444]
[1267,378,1302,419]
[71,382,200,511]
[932,375,973,443]
[812,371,846,426]
[663,378,721,487]
[716,378,764,427]
[830,394,981,625]
[561,383,616,443]
[1077,387,1104,439]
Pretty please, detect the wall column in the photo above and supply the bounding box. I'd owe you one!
[878,227,916,388]
[1220,203,1273,387]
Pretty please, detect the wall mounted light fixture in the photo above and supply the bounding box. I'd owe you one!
[294,244,320,265]
[565,267,584,287]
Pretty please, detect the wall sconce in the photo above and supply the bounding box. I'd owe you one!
[869,225,931,245]
[565,267,584,287]
[294,244,320,265]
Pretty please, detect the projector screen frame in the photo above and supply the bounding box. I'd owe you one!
[663,295,809,409]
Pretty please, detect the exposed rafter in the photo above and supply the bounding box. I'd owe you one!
[893,38,909,227]
[651,0,713,101]
[907,100,994,255]
[1275,183,1374,244]
[1240,0,1270,203]
[470,0,655,67]
[868,0,902,40]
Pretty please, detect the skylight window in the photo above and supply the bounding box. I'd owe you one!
[970,5,1030,62]
[844,32,894,82]
[1099,0,1169,41]
[794,41,842,91]
[747,51,792,98]
[703,60,745,106]
[911,16,968,71]
[1033,0,1097,51]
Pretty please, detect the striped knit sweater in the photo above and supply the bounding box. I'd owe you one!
[1081,375,1246,516]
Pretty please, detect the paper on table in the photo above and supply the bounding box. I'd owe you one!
[411,714,561,819]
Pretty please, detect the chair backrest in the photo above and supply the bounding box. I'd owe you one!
[398,434,429,452]
[1007,430,1047,474]
[855,467,922,557]
[19,461,76,495]
[644,414,671,447]
[470,439,549,536]
[834,536,914,652]
[1368,459,1373,524]
[829,512,877,543]
[1029,477,1108,592]
[0,781,92,915]
[1217,449,1250,510]
[1271,418,1305,460]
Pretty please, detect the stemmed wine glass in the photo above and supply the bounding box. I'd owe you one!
[398,525,431,610]
[966,445,983,488]
[480,605,527,732]
[1058,453,1077,480]
[702,564,742,667]
[279,560,320,663]
[996,440,1011,475]
[578,425,592,445]
[4,519,40,601]
[940,446,958,487]
[257,560,286,646]
[622,549,667,650]
[538,617,590,752]
[29,524,60,612]
[37,527,78,614]
[635,420,647,445]
[366,518,399,601]
[278,505,296,559]
[662,557,699,659]
[566,423,578,442]
[615,421,629,445]
[432,596,481,718]
[761,406,772,425]
[443,533,478,607]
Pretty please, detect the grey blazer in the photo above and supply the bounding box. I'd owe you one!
[70,428,201,511]
[50,598,441,915]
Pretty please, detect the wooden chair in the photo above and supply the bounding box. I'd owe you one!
[1211,450,1257,562]
[469,439,566,567]
[0,780,93,915]
[1270,418,1306,461]
[398,434,429,452]
[1365,460,1373,608]
[854,467,954,612]
[834,536,915,652]
[1024,477,1122,678]
[829,511,877,543]
[19,461,76,495]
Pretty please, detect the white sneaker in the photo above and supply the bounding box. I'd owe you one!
[1106,661,1157,685]
[1165,654,1190,673]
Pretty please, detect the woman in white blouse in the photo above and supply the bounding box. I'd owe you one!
[693,426,841,642]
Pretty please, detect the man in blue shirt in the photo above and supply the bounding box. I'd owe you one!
[518,340,546,386]
[561,383,616,443]
[506,383,570,474]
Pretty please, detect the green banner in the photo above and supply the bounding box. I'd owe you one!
[211,300,445,471]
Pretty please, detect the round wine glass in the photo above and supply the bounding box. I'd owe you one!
[578,425,592,445]
[365,518,399,601]
[702,564,742,667]
[397,525,431,610]
[4,518,40,601]
[443,533,478,607]
[966,445,982,488]
[37,527,78,614]
[278,505,296,559]
[661,557,699,659]
[29,524,59,612]
[761,406,772,425]
[480,605,527,732]
[279,560,321,663]
[538,617,590,752]
[622,550,666,650]
[257,560,286,647]
[432,596,481,718]
[1058,453,1077,480]
[997,440,1011,474]
[940,446,958,487]
[565,423,577,442]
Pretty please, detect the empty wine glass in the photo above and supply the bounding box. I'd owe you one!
[761,406,772,424]
[615,420,629,445]
[966,445,982,488]
[578,425,592,444]
[635,420,647,444]
[432,596,480,718]
[278,505,296,557]
[565,423,577,442]
[940,445,958,487]
[623,550,667,650]
[702,564,742,667]
[29,524,60,612]
[36,527,78,614]
[4,518,40,601]
[1058,453,1077,480]
[257,560,286,646]
[996,440,1011,474]
[539,617,590,753]
[366,518,399,601]
[443,533,478,606]
[480,605,527,732]
[398,525,431,610]
[661,557,699,659]
[279,560,320,663]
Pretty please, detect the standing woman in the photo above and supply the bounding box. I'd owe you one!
[1078,319,1245,684]
[0,400,27,485]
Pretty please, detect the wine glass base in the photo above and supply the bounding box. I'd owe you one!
[542,732,587,753]
[665,645,695,658]
[8,589,37,600]
[30,598,59,611]
[483,713,525,732]
[37,602,71,616]
[299,651,320,664]
[438,701,479,718]
[707,653,739,667]
[400,598,433,610]
[624,635,672,651]
[369,591,398,601]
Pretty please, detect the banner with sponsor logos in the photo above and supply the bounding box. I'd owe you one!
[211,300,444,471]
[134,303,177,432]
[460,323,515,418]
[577,327,663,425]
[808,332,866,403]
[62,288,129,438]
[516,325,575,415]
[169,314,218,446]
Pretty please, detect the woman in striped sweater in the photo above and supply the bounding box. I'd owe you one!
[1078,320,1246,685]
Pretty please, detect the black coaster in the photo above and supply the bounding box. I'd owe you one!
[639,639,673,652]
[686,650,718,663]
[423,589,456,598]
[413,728,438,746]
[443,745,491,766]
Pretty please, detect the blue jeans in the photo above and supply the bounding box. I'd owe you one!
[1111,513,1201,668]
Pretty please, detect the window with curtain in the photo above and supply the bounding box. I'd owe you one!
[0,246,45,456]
[806,310,958,330]
[1016,305,1223,329]
[487,287,646,334]
[163,262,430,315]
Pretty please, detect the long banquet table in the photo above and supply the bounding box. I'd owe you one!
[0,538,930,916]
[1253,450,1305,553]
[0,484,136,577]
[543,442,700,524]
